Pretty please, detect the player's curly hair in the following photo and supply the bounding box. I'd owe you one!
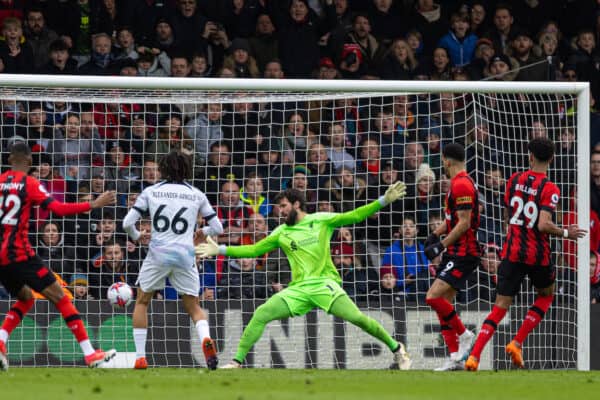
[442,142,465,162]
[528,137,555,162]
[274,188,306,211]
[158,150,192,182]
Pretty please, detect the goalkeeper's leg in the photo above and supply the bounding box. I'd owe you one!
[232,295,292,365]
[328,294,398,352]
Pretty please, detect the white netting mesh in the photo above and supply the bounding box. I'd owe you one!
[0,84,582,369]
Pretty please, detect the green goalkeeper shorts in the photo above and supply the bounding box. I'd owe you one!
[275,278,347,317]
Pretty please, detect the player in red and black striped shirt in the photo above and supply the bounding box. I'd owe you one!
[0,143,118,371]
[423,143,479,371]
[465,137,587,371]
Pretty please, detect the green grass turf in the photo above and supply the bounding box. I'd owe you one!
[1,368,598,400]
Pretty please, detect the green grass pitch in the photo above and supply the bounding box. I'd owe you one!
[1,369,599,399]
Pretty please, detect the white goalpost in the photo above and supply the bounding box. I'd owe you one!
[0,75,590,370]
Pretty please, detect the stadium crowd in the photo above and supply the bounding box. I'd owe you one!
[0,0,600,304]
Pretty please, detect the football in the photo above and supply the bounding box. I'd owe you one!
[107,282,134,308]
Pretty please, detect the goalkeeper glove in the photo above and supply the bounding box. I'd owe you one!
[195,236,220,258]
[424,233,440,248]
[424,241,445,261]
[383,181,407,205]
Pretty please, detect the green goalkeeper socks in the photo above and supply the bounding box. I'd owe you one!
[234,296,292,363]
[328,295,399,352]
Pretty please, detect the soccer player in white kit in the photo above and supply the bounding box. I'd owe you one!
[123,151,224,369]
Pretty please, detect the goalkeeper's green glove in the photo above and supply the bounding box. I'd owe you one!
[195,236,221,258]
[383,181,407,205]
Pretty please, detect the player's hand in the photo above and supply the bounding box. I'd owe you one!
[424,233,440,248]
[90,191,116,208]
[383,181,407,204]
[424,241,445,261]
[566,224,587,240]
[195,236,220,258]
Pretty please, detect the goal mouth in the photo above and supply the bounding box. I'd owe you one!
[0,75,590,370]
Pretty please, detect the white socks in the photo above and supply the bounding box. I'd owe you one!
[195,320,210,341]
[134,328,148,359]
[79,339,95,356]
[0,329,8,343]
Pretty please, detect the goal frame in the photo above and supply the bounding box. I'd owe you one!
[0,74,590,371]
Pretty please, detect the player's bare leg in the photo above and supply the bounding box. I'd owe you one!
[43,281,116,367]
[426,280,474,370]
[0,286,35,371]
[466,295,512,371]
[182,294,217,370]
[132,289,154,369]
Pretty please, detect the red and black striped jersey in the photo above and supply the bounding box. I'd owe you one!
[501,171,560,266]
[0,170,55,265]
[445,170,480,257]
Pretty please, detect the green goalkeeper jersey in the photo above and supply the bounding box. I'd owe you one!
[224,199,384,285]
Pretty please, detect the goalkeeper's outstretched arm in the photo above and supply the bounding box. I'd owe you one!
[328,181,407,228]
[196,231,280,259]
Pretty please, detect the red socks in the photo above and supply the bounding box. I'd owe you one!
[439,322,459,353]
[470,305,508,359]
[514,295,553,344]
[56,296,89,343]
[426,297,466,336]
[1,298,35,336]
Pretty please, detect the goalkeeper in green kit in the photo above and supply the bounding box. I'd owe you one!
[195,182,412,369]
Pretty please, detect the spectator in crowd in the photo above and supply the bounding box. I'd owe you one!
[368,0,403,47]
[325,165,367,213]
[215,180,253,246]
[463,242,498,304]
[102,141,141,194]
[148,113,194,157]
[438,11,478,67]
[484,53,518,81]
[37,38,77,74]
[372,107,405,160]
[31,152,65,224]
[379,38,417,80]
[282,164,316,209]
[306,142,333,189]
[401,141,425,196]
[338,13,382,79]
[170,54,191,77]
[537,32,560,80]
[281,112,314,164]
[88,239,138,299]
[249,13,278,74]
[509,29,547,81]
[325,122,355,171]
[405,29,426,66]
[466,117,500,183]
[253,137,292,196]
[222,38,259,78]
[429,46,452,80]
[562,186,600,271]
[331,242,377,302]
[469,1,489,38]
[24,6,58,69]
[195,140,242,204]
[185,102,224,165]
[379,265,401,297]
[78,32,116,75]
[591,251,600,303]
[112,26,139,61]
[567,29,600,103]
[268,0,336,78]
[466,37,495,80]
[70,274,93,300]
[189,52,209,77]
[0,16,34,73]
[47,112,94,181]
[553,127,577,196]
[316,56,341,79]
[484,3,517,56]
[411,0,449,55]
[125,218,151,264]
[16,102,52,152]
[263,58,285,78]
[380,214,429,301]
[171,0,208,52]
[393,94,419,141]
[36,220,81,285]
[240,172,272,218]
[591,150,600,217]
[218,257,269,300]
[140,17,177,57]
[413,163,440,237]
[356,136,382,186]
[63,187,96,260]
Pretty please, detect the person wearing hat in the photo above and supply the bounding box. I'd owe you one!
[136,50,169,76]
[486,53,518,81]
[317,56,341,79]
[509,28,547,81]
[70,274,93,300]
[414,163,440,237]
[249,13,279,74]
[223,38,259,78]
[465,37,495,79]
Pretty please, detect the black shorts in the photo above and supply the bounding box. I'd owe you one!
[496,260,555,297]
[0,255,56,297]
[435,254,480,290]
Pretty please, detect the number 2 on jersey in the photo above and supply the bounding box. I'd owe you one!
[0,194,22,225]
[509,196,539,229]
[153,204,189,234]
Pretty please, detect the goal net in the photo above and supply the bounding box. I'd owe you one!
[0,76,590,370]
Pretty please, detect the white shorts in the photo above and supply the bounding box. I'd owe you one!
[136,260,200,296]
